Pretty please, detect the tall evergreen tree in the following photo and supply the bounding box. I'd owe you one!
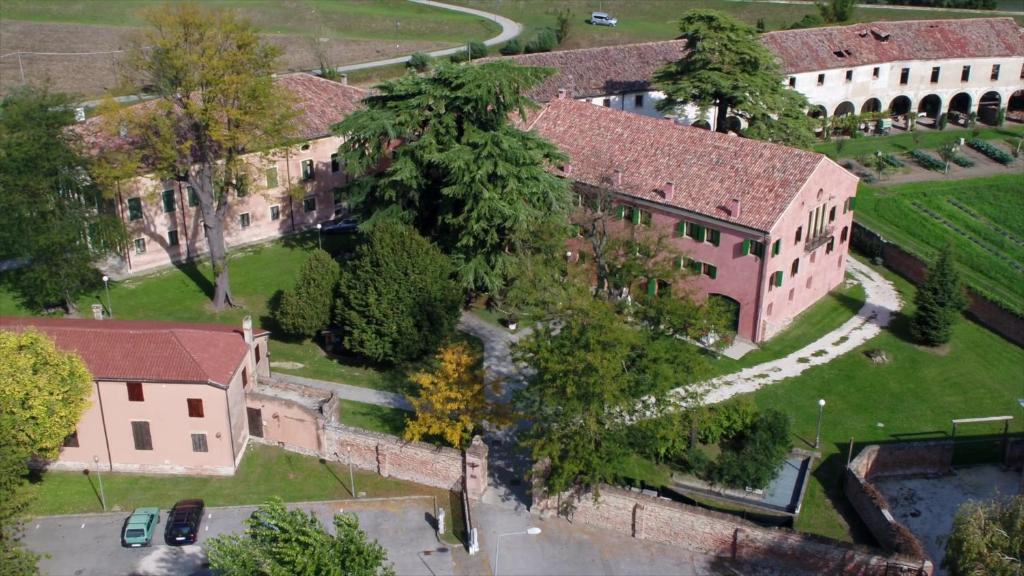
[653,10,816,149]
[273,249,339,339]
[911,246,968,346]
[334,61,571,295]
[0,87,126,314]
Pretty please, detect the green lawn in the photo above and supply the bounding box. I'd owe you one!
[814,125,1024,160]
[749,258,1024,542]
[338,400,410,437]
[0,0,500,44]
[26,444,455,517]
[853,174,1024,315]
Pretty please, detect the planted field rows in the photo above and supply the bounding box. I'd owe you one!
[855,175,1024,315]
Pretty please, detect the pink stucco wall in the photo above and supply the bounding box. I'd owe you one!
[115,136,348,274]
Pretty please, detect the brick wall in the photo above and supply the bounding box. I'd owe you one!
[534,485,931,575]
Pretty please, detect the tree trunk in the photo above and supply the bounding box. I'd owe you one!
[193,162,235,310]
[64,289,78,316]
[716,101,729,134]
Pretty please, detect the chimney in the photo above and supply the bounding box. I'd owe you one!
[242,315,254,347]
[613,169,622,187]
[557,88,567,100]
[664,181,675,201]
[730,198,742,218]
[563,163,573,176]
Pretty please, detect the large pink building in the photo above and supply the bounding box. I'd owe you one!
[80,74,367,275]
[529,97,859,343]
[3,316,270,475]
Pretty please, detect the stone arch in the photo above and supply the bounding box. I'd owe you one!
[917,94,942,119]
[724,115,743,133]
[948,92,972,116]
[861,98,882,114]
[978,91,1002,125]
[834,101,856,117]
[707,293,741,333]
[808,104,827,119]
[1009,90,1024,114]
[888,95,912,116]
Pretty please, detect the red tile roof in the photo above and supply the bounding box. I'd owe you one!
[527,98,830,232]
[761,17,1024,74]
[1,317,266,387]
[476,40,687,102]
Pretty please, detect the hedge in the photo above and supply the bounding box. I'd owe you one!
[908,149,945,171]
[967,138,1014,165]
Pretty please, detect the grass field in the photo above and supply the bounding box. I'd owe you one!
[853,174,1024,315]
[750,258,1024,542]
[338,400,410,437]
[814,125,1024,160]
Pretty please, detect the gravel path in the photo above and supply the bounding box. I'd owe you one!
[273,372,412,411]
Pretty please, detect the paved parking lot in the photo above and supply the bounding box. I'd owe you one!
[24,497,452,576]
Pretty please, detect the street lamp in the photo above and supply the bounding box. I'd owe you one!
[815,398,826,449]
[92,455,107,511]
[347,447,356,498]
[316,223,322,250]
[494,527,541,576]
[102,275,113,318]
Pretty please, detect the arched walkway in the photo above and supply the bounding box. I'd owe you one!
[949,92,972,115]
[808,104,827,120]
[861,98,882,115]
[917,94,942,119]
[834,101,855,117]
[889,95,912,116]
[978,91,1002,125]
[1010,90,1024,113]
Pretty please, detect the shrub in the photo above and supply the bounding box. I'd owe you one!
[950,153,975,168]
[524,29,557,54]
[996,107,1006,127]
[407,52,432,72]
[697,397,757,445]
[938,112,948,131]
[335,222,462,364]
[274,249,340,339]
[879,152,905,168]
[909,149,945,171]
[709,410,792,490]
[449,49,469,63]
[499,38,523,55]
[468,41,487,59]
[967,138,1014,164]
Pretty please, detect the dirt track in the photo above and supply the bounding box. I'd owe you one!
[0,20,449,97]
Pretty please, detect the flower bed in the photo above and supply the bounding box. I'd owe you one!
[967,139,1014,165]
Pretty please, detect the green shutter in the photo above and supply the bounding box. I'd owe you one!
[742,239,751,256]
[162,189,176,213]
[187,187,198,207]
[676,257,684,269]
[849,197,857,210]
[647,278,657,296]
[677,221,686,236]
[772,239,781,257]
[707,264,717,279]
[631,207,641,225]
[709,229,720,246]
[127,198,142,221]
[689,259,702,273]
[695,225,706,243]
[616,205,626,220]
[774,271,783,287]
[266,167,279,189]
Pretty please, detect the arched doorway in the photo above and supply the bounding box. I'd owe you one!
[1010,90,1024,123]
[707,294,741,333]
[808,104,827,120]
[861,98,882,115]
[724,115,743,133]
[889,95,912,116]
[917,94,942,119]
[949,92,972,115]
[978,91,1002,125]
[834,101,855,117]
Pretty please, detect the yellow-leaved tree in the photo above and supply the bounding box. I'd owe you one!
[404,342,505,448]
[0,330,92,458]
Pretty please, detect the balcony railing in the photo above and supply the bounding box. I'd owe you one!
[804,226,834,252]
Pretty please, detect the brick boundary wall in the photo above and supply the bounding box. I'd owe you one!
[852,222,1024,347]
[533,484,932,575]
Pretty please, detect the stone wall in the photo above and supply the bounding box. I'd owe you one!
[534,485,931,575]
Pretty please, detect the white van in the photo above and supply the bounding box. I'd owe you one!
[590,12,618,27]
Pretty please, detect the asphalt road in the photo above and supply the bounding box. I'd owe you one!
[24,498,453,576]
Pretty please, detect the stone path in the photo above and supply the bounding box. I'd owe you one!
[273,372,412,411]
[694,257,901,404]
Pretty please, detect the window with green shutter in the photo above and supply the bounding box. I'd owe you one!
[647,278,657,296]
[676,257,685,269]
[752,241,765,258]
[695,225,706,243]
[265,167,278,189]
[162,189,176,213]
[704,263,717,279]
[771,239,781,257]
[127,197,143,221]
[631,207,641,225]
[676,221,687,237]
[688,259,702,274]
[640,210,652,226]
[774,271,784,287]
[848,197,857,210]
[741,239,751,256]
[709,229,720,246]
[187,186,198,207]
[301,159,314,181]
[616,205,626,220]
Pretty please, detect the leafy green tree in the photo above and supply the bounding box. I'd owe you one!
[654,10,816,148]
[709,409,792,489]
[943,495,1023,576]
[335,222,462,364]
[0,330,93,575]
[0,87,126,314]
[206,498,395,576]
[911,246,968,346]
[555,9,574,45]
[515,298,710,498]
[334,61,571,295]
[113,3,296,310]
[499,38,523,55]
[817,0,856,23]
[273,249,339,339]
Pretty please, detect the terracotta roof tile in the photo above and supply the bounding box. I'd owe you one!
[1,317,265,386]
[476,40,687,102]
[761,17,1024,74]
[528,98,828,232]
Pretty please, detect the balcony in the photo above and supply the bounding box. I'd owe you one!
[804,227,834,253]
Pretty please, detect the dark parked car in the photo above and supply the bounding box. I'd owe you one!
[321,216,359,234]
[165,499,204,545]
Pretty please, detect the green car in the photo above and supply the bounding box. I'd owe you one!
[121,507,160,548]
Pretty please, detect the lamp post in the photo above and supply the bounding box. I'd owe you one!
[815,398,826,449]
[93,455,107,511]
[494,527,541,576]
[102,275,113,318]
[316,223,322,250]
[347,447,356,498]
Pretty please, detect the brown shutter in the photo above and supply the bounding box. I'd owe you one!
[247,407,264,438]
[187,398,204,418]
[131,421,153,450]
